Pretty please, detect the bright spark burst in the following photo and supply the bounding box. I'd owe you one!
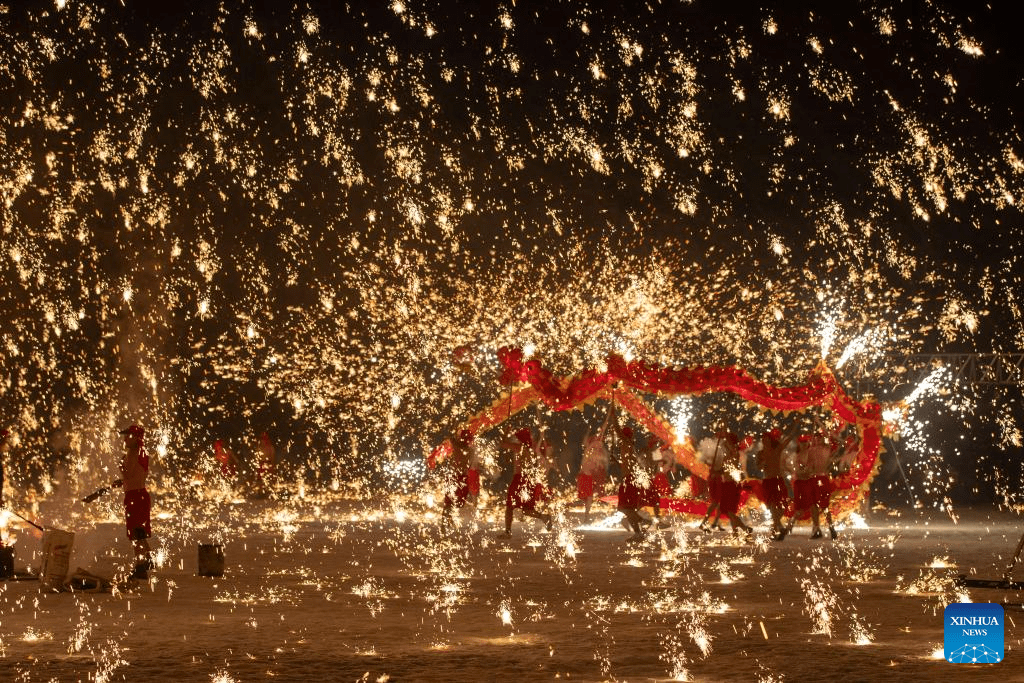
[834,327,887,370]
[905,365,952,405]
[800,578,837,637]
[817,308,841,360]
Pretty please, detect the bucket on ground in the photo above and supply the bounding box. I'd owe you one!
[197,543,224,577]
[39,528,74,591]
[0,546,14,579]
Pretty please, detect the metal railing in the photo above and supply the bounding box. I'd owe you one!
[888,353,1024,387]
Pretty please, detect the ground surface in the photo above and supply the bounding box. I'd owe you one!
[1,496,1021,682]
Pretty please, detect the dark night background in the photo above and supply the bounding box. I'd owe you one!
[0,0,1022,507]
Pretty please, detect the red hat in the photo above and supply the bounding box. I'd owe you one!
[762,428,781,443]
[119,424,145,438]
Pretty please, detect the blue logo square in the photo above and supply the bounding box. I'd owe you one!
[944,603,1004,664]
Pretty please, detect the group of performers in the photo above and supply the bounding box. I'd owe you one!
[438,405,861,543]
[208,431,278,496]
[698,429,757,540]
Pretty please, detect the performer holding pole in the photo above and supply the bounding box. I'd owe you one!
[441,429,479,530]
[502,427,553,537]
[786,418,840,540]
[699,429,726,533]
[757,424,798,541]
[642,435,673,529]
[90,424,154,580]
[614,424,649,542]
[715,430,755,540]
[577,405,614,524]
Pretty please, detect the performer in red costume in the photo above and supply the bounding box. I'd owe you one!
[786,419,840,540]
[577,406,615,524]
[111,424,154,579]
[442,429,480,529]
[615,424,650,542]
[716,431,755,540]
[503,428,553,536]
[641,435,673,529]
[756,424,798,540]
[213,439,240,480]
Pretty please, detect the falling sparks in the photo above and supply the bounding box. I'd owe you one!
[498,601,513,627]
[21,628,54,643]
[800,579,837,637]
[957,36,984,57]
[850,614,875,646]
[0,1,1021,680]
[0,0,1011,521]
[658,632,691,681]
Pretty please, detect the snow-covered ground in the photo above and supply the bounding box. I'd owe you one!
[1,494,1019,682]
